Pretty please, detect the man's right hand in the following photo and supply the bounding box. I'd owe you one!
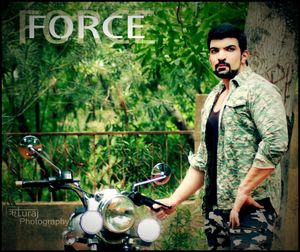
[149,167,204,220]
[151,198,177,220]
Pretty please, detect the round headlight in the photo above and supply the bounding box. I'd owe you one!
[102,195,136,233]
[137,218,161,242]
[80,211,103,234]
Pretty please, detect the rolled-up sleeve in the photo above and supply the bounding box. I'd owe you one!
[188,148,207,172]
[250,83,288,169]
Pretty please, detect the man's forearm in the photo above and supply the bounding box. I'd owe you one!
[170,167,204,205]
[233,166,274,211]
[238,167,274,194]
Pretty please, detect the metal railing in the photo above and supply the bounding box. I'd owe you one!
[2,130,194,202]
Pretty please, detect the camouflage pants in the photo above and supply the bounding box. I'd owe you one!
[203,202,277,250]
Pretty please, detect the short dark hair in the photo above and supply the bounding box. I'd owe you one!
[207,23,247,53]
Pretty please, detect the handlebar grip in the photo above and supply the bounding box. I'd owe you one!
[15,181,23,188]
[15,176,79,189]
[129,192,171,211]
[150,199,172,212]
[15,180,50,188]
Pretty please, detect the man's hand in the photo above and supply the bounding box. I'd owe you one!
[229,192,264,228]
[148,167,204,220]
[151,198,177,220]
[229,167,274,228]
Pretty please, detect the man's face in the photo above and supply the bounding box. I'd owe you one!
[209,38,247,79]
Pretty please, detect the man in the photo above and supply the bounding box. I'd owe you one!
[152,23,288,250]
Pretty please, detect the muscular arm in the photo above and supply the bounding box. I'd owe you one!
[228,78,288,227]
[170,167,205,205]
[237,167,274,199]
[153,167,204,218]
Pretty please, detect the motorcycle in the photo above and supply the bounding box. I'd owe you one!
[15,135,172,251]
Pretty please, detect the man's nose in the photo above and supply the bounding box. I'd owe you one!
[217,50,226,61]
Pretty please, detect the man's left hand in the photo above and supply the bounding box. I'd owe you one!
[229,194,264,228]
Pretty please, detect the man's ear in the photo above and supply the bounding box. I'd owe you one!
[241,49,249,64]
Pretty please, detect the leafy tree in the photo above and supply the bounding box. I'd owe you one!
[2,2,248,202]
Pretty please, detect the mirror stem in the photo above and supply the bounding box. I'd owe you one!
[132,175,166,191]
[29,146,62,177]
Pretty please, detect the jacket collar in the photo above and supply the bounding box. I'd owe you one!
[232,66,253,87]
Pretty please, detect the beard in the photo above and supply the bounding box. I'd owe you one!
[213,59,241,79]
[214,68,239,79]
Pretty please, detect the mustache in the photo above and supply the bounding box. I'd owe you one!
[215,60,230,69]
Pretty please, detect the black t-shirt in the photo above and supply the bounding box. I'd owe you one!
[204,107,220,211]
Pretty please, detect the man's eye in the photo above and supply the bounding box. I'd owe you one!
[210,49,218,54]
[227,47,235,52]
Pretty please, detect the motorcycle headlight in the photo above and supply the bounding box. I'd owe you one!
[80,211,103,235]
[101,195,136,233]
[137,218,161,242]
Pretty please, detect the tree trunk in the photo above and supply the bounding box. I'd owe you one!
[164,103,195,149]
[244,2,298,250]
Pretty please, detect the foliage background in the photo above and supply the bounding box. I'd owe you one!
[2,2,248,134]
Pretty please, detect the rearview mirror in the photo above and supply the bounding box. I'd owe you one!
[151,163,171,185]
[18,135,43,159]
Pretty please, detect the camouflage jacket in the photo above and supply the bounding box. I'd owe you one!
[189,67,288,214]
